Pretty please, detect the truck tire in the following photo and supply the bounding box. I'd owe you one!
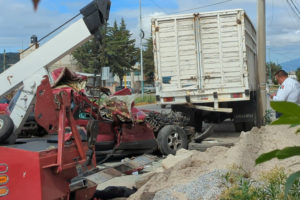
[234,121,254,132]
[0,115,14,142]
[161,105,166,109]
[157,125,188,155]
[234,122,243,132]
[244,121,254,132]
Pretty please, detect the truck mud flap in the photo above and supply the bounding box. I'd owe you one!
[193,124,215,142]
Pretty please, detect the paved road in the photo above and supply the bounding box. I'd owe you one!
[96,104,243,190]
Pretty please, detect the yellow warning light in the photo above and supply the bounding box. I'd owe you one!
[0,175,8,185]
[0,187,8,197]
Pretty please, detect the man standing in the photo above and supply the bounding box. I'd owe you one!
[270,70,300,105]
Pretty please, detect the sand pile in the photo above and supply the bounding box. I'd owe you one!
[129,125,300,200]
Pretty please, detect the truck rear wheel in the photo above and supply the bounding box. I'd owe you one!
[244,121,254,131]
[157,125,188,155]
[0,115,14,143]
[234,121,254,132]
[234,122,243,132]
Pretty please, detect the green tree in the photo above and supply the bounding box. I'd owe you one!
[0,52,19,73]
[73,19,138,87]
[109,19,138,86]
[72,25,109,73]
[143,37,155,84]
[266,62,282,84]
[296,67,300,81]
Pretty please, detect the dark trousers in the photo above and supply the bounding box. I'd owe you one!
[276,112,282,118]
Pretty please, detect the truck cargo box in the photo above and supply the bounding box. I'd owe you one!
[152,9,257,107]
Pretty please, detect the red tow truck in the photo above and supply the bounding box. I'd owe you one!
[0,98,8,115]
[0,0,195,198]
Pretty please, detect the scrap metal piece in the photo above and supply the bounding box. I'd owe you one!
[86,168,123,185]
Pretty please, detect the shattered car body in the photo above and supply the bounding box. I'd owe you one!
[34,67,158,161]
[5,67,191,160]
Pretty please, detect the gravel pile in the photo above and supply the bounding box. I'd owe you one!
[153,170,228,200]
[128,125,300,200]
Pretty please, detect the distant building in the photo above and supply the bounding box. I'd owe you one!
[77,70,117,93]
[112,63,142,92]
[288,71,297,80]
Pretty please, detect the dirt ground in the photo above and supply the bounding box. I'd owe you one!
[128,125,300,200]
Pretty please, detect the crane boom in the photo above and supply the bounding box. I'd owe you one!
[0,0,110,143]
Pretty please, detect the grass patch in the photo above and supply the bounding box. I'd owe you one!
[220,166,300,200]
[135,94,156,106]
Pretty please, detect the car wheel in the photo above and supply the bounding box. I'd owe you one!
[0,115,14,143]
[157,125,188,155]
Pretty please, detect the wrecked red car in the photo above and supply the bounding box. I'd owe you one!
[2,67,192,161]
[52,68,194,158]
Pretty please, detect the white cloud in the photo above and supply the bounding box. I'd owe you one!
[174,0,300,62]
[110,8,165,45]
[1,0,300,63]
[0,0,75,52]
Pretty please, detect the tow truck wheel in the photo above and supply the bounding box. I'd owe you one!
[157,125,188,155]
[0,115,14,142]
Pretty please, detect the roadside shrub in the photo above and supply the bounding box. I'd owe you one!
[264,109,273,125]
[256,101,300,199]
[134,95,156,105]
[220,166,300,200]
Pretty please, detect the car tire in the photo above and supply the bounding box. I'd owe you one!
[157,125,188,155]
[0,115,14,143]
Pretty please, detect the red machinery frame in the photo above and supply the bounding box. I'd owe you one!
[0,76,97,200]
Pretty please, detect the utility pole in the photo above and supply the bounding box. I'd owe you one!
[267,47,271,82]
[3,49,6,71]
[139,0,144,97]
[257,0,267,127]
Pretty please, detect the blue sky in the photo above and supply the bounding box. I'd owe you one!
[0,0,300,64]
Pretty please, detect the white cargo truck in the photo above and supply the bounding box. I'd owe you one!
[152,9,258,132]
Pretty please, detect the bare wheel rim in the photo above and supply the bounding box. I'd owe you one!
[0,119,3,130]
[167,131,182,150]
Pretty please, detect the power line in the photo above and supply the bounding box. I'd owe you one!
[284,0,300,25]
[268,0,274,26]
[294,0,300,8]
[290,0,300,15]
[147,0,168,13]
[286,0,300,22]
[143,0,233,18]
[20,13,81,54]
[167,0,233,15]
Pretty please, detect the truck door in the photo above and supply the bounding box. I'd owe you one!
[153,15,201,92]
[197,11,245,90]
